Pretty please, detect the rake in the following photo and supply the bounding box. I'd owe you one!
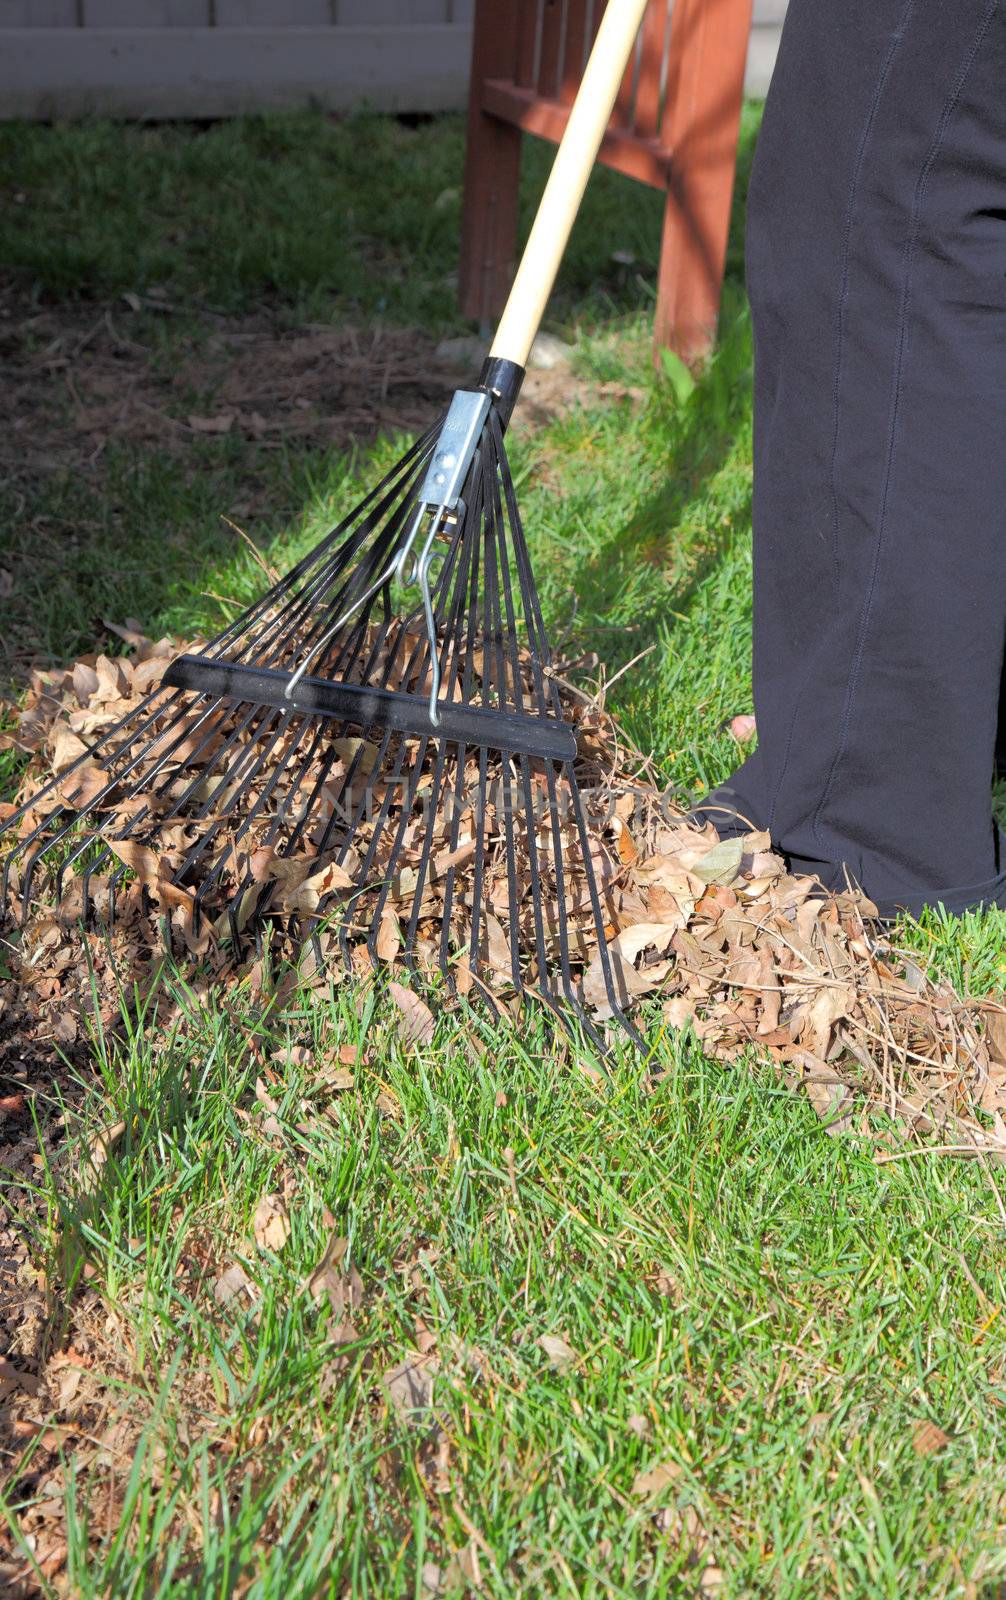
[0,0,652,1051]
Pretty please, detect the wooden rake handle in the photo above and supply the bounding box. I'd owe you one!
[489,0,652,369]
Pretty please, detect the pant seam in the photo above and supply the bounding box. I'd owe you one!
[810,0,1000,856]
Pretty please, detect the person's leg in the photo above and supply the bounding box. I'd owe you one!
[700,0,1006,918]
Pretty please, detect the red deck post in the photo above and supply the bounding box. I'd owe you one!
[459,0,754,362]
[655,0,753,362]
[458,0,525,330]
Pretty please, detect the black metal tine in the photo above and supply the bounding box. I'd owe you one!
[392,477,488,970]
[568,775,644,1050]
[486,429,530,717]
[228,427,440,678]
[1,683,190,874]
[201,425,438,659]
[17,691,232,916]
[435,456,488,984]
[184,713,304,910]
[490,425,565,1012]
[178,517,442,932]
[76,700,275,921]
[494,418,555,717]
[495,415,639,1049]
[244,473,425,672]
[75,693,277,905]
[478,458,524,993]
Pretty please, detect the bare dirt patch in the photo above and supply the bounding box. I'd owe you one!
[0,281,466,484]
[0,283,610,499]
[0,281,635,492]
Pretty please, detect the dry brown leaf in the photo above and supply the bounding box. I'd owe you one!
[322,1064,355,1091]
[272,857,354,914]
[214,1260,255,1306]
[253,1193,291,1252]
[50,726,89,772]
[690,836,744,887]
[305,1231,363,1321]
[58,761,108,809]
[984,1007,1006,1067]
[663,996,695,1031]
[538,1332,578,1371]
[132,655,168,693]
[332,736,380,775]
[650,1268,680,1300]
[81,1118,126,1193]
[53,1011,77,1044]
[72,662,100,704]
[272,1043,314,1068]
[388,981,435,1048]
[482,912,512,978]
[376,911,401,962]
[0,1359,41,1399]
[799,984,855,1061]
[188,412,235,433]
[797,1054,856,1135]
[912,1419,951,1457]
[632,1459,682,1498]
[451,1542,484,1592]
[106,837,160,884]
[92,654,127,701]
[383,1350,440,1419]
[582,922,681,1015]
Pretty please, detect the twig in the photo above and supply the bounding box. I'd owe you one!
[220,515,280,585]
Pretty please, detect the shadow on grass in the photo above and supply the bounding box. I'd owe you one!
[564,309,753,677]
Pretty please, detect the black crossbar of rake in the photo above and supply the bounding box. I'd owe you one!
[162,654,578,764]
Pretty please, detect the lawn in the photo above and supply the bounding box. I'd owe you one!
[2,109,1006,1599]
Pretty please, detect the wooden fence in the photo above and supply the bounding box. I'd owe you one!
[0,0,785,119]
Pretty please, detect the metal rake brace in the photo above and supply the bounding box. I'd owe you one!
[0,0,652,1054]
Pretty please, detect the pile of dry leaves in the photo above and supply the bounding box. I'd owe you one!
[2,627,1006,1160]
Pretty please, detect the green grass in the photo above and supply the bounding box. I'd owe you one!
[3,109,1006,1599]
[15,976,1006,1598]
[0,109,679,328]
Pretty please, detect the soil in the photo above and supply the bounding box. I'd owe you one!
[0,279,598,494]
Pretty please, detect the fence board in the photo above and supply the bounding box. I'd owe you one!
[0,2,785,117]
[0,24,472,116]
[83,1,209,22]
[336,0,447,21]
[214,0,330,23]
[0,1,76,22]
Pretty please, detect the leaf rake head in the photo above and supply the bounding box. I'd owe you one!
[1,360,642,1053]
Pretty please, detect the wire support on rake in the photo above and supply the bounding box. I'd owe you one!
[0,392,642,1055]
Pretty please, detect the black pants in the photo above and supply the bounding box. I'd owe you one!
[703,0,1006,918]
